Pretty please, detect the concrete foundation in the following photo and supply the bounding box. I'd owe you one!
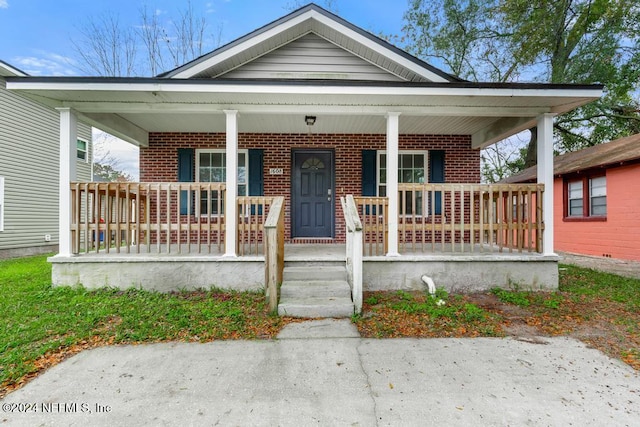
[364,254,559,292]
[50,251,559,293]
[0,244,58,260]
[50,255,265,292]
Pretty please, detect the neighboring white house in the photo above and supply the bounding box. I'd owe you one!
[0,60,92,258]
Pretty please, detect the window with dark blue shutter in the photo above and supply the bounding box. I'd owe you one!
[177,148,194,215]
[429,150,445,215]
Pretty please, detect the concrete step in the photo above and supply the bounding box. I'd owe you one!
[278,265,354,318]
[284,260,345,269]
[277,296,355,318]
[283,265,347,282]
[280,280,351,299]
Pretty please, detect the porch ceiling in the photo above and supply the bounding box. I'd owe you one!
[6,78,602,148]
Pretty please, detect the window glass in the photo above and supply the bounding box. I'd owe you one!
[77,140,87,161]
[568,180,583,216]
[197,150,248,215]
[590,176,606,216]
[377,151,427,215]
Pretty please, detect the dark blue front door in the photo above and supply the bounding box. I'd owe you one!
[292,150,334,238]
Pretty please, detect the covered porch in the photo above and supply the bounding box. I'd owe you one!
[53,179,558,301]
[6,84,599,313]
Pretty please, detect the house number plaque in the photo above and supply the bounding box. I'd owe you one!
[269,168,284,175]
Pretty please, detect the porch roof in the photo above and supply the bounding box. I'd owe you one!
[6,77,602,149]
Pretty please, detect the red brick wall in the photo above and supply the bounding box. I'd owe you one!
[140,133,479,242]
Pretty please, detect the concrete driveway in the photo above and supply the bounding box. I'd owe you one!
[2,320,639,426]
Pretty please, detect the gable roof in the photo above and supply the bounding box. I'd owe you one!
[504,133,640,183]
[160,3,459,83]
[0,60,28,77]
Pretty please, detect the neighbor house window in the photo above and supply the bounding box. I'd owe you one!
[377,151,427,215]
[77,139,88,162]
[196,150,247,215]
[568,180,583,217]
[589,176,607,216]
[0,176,4,232]
[564,174,606,219]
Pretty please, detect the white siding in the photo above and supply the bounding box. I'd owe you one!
[221,33,404,81]
[0,77,91,252]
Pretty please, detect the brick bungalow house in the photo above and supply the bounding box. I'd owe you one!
[6,4,602,314]
[504,133,640,262]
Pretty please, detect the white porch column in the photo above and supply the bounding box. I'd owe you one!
[224,110,238,257]
[537,113,555,255]
[57,108,77,257]
[386,112,401,256]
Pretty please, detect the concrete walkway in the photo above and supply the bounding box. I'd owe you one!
[2,320,639,426]
[559,251,640,279]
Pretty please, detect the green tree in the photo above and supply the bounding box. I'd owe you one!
[93,163,133,182]
[403,0,640,179]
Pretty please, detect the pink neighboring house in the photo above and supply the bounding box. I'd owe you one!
[505,134,640,262]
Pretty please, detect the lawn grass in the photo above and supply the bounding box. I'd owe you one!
[3,256,640,397]
[0,254,292,397]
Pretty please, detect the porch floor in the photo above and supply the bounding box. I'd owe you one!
[67,243,556,261]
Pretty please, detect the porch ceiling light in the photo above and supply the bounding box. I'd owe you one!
[305,115,316,126]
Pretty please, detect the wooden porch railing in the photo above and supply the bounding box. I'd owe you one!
[264,196,285,313]
[70,182,274,256]
[355,183,544,255]
[353,196,388,256]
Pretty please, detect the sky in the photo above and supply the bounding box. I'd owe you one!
[0,0,409,179]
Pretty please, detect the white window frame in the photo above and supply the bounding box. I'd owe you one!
[0,176,4,232]
[376,150,429,196]
[377,150,428,216]
[195,149,249,216]
[77,139,88,162]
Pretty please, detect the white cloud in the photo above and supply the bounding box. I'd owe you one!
[0,0,8,9]
[12,51,77,76]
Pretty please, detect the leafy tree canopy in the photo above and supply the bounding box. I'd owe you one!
[403,0,640,179]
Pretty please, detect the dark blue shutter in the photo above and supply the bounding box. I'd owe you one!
[248,149,264,215]
[429,150,445,215]
[178,148,194,215]
[361,150,377,196]
[248,149,264,196]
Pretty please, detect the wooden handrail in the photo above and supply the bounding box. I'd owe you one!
[342,195,363,314]
[264,196,285,313]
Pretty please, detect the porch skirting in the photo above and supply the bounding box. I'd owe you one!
[49,250,559,292]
